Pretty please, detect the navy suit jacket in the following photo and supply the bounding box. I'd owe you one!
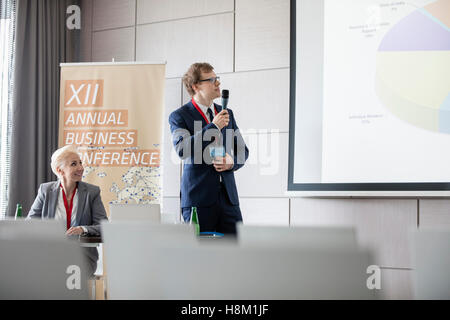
[169,100,249,208]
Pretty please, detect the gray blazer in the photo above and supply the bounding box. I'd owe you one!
[28,180,108,236]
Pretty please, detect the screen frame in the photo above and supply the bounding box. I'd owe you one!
[287,0,450,193]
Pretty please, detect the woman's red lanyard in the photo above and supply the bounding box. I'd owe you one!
[191,98,218,124]
[61,185,77,230]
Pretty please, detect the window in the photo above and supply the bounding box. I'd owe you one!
[0,0,16,218]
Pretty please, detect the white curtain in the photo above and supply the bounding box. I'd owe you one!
[0,0,16,218]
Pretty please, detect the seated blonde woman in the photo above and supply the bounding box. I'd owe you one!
[28,145,108,275]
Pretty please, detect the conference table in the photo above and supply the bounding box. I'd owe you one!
[78,232,230,248]
[77,231,228,247]
[78,235,102,248]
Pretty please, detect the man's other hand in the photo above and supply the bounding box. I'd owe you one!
[213,153,234,172]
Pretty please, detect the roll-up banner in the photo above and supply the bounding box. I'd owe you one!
[58,62,166,215]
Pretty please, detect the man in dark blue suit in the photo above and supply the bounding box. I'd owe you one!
[169,62,249,234]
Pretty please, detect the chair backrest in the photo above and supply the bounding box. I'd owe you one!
[411,227,450,299]
[0,219,65,241]
[237,223,358,250]
[151,245,376,299]
[109,203,161,223]
[101,221,197,299]
[0,237,89,299]
[101,220,375,299]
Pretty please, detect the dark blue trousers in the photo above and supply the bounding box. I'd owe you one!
[182,183,243,234]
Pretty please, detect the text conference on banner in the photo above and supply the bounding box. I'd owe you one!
[63,78,159,167]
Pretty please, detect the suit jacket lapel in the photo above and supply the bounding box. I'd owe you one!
[76,181,87,226]
[213,103,227,145]
[188,100,209,128]
[214,103,224,129]
[48,181,60,219]
[190,101,227,147]
[213,103,222,114]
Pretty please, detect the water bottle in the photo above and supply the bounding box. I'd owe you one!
[15,204,22,220]
[190,206,200,236]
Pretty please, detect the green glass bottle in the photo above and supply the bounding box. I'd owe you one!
[15,204,22,220]
[190,206,200,236]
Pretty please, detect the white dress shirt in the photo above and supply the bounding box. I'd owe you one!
[195,100,224,182]
[196,100,218,129]
[55,187,87,233]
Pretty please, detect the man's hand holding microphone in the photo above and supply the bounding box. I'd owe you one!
[212,89,233,172]
[212,110,229,130]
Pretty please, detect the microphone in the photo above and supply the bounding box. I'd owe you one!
[221,89,229,110]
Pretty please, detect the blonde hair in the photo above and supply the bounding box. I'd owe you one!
[51,145,80,178]
[182,62,214,96]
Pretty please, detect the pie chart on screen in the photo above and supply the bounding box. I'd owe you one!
[375,0,450,134]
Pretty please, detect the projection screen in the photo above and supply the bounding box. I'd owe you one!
[288,0,450,195]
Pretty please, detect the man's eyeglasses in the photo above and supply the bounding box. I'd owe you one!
[198,76,220,84]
